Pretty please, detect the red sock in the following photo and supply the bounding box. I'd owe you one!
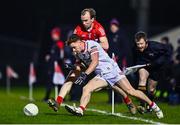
[79,106,85,111]
[123,96,131,104]
[56,96,63,105]
[150,102,154,107]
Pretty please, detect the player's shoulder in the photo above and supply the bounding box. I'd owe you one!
[93,20,106,36]
[75,24,85,31]
[148,40,163,46]
[93,20,104,29]
[86,40,98,44]
[86,40,99,48]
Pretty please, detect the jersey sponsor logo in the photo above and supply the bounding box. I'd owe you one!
[149,53,154,56]
[90,48,98,54]
[107,67,110,70]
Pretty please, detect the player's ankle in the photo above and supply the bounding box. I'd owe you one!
[79,106,85,111]
[56,96,63,105]
[123,96,131,104]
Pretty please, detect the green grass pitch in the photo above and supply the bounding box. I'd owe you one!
[0,86,180,124]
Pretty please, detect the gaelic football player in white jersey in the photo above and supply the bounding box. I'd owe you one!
[63,34,163,119]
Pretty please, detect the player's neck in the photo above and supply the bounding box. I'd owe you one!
[87,22,94,32]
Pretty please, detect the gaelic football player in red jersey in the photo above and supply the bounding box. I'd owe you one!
[74,8,109,50]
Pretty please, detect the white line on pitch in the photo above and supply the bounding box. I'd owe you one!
[61,103,165,124]
[86,108,166,124]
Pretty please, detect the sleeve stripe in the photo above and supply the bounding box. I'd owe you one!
[91,51,99,55]
[90,48,98,53]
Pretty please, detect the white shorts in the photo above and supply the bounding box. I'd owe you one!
[95,63,125,86]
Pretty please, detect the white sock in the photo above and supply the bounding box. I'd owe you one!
[151,103,160,112]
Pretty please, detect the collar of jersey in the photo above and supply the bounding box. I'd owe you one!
[87,21,94,32]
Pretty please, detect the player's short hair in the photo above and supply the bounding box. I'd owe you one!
[135,31,148,42]
[66,34,81,45]
[81,8,96,19]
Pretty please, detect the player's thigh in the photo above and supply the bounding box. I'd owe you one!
[138,68,149,86]
[116,77,135,93]
[138,68,149,79]
[83,77,108,92]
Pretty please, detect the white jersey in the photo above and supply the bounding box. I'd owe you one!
[76,40,125,86]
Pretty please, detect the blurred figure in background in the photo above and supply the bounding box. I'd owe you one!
[175,38,180,60]
[107,18,130,68]
[157,36,174,102]
[42,27,65,102]
[169,54,180,105]
[160,36,174,62]
[107,18,131,104]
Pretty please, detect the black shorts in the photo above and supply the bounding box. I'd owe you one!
[145,64,172,81]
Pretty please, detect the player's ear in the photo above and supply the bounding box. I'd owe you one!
[145,39,148,43]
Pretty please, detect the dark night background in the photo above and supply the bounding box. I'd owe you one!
[0,0,179,84]
[0,0,179,41]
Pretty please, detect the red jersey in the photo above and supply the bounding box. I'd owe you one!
[74,20,106,41]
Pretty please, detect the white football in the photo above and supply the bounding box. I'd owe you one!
[23,103,39,116]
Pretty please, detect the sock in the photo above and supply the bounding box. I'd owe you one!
[79,106,85,111]
[150,102,161,112]
[123,96,131,104]
[150,102,154,108]
[56,96,63,105]
[150,102,159,111]
[138,85,147,107]
[138,85,147,93]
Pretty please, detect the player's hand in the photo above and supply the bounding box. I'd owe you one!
[74,72,87,85]
[65,63,76,70]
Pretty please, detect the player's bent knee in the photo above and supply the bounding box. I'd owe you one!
[82,86,92,94]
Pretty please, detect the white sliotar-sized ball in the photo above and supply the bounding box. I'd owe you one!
[23,103,39,116]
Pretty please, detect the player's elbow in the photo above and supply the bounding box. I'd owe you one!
[104,44,109,50]
[100,41,109,50]
[103,42,109,50]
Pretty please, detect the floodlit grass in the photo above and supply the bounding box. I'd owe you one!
[0,86,180,124]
